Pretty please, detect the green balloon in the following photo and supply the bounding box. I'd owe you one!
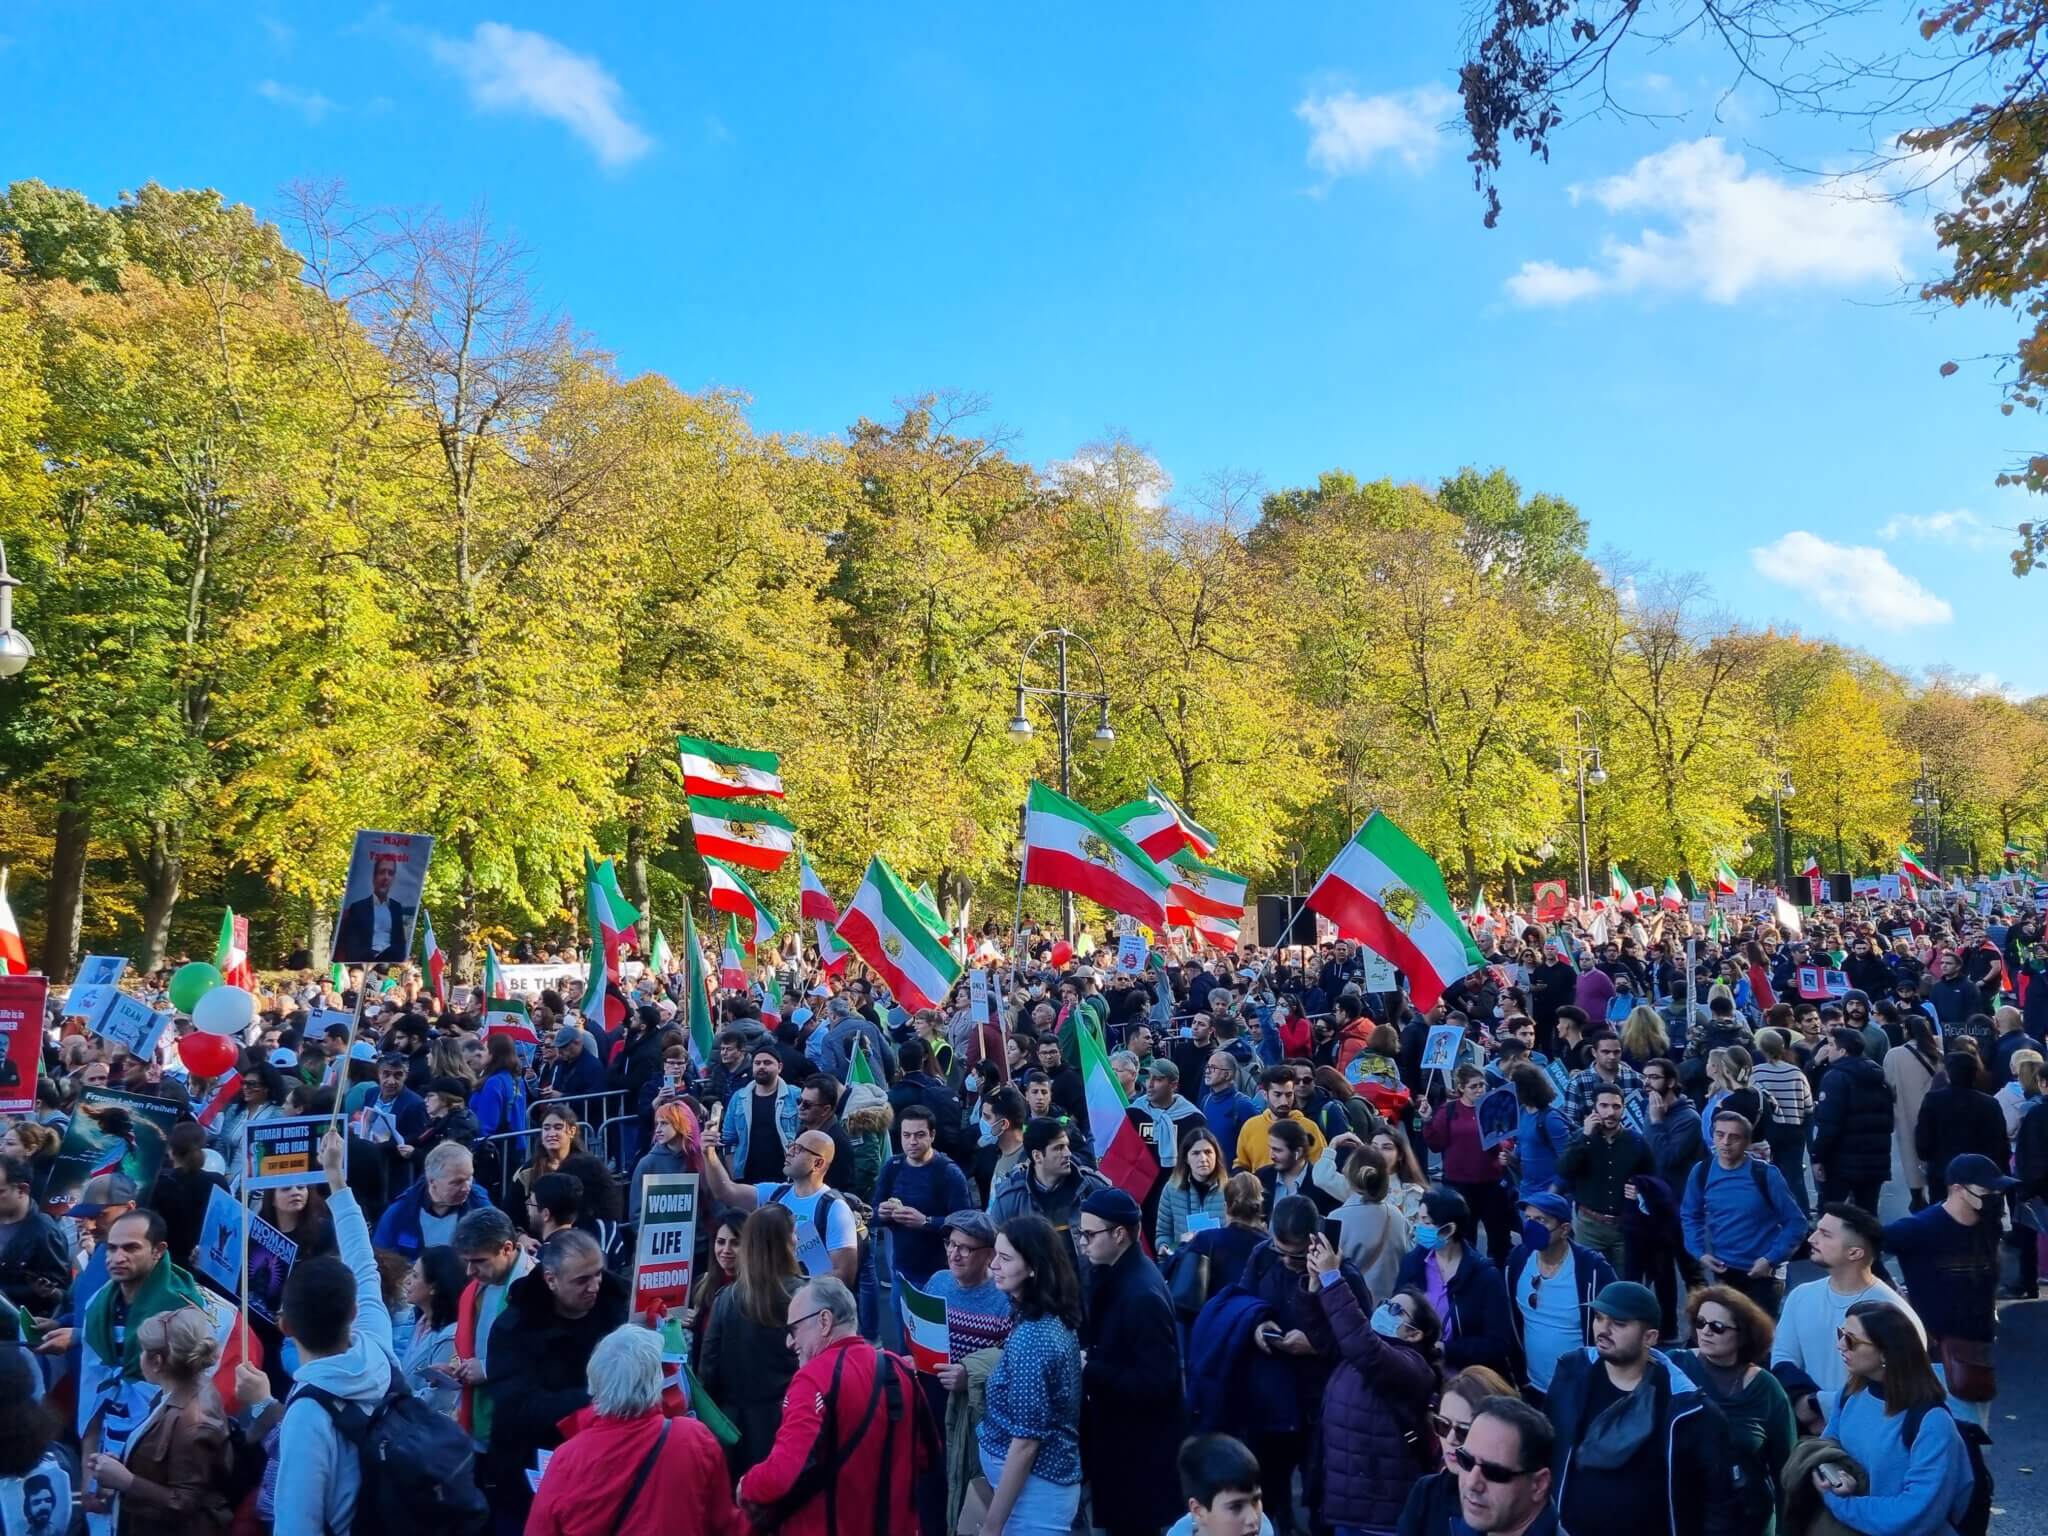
[169,961,224,1015]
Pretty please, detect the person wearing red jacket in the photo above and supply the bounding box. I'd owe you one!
[1422,1064,1514,1259]
[736,1276,932,1536]
[525,1323,741,1536]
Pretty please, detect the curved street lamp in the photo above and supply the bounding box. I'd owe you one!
[0,541,31,678]
[1011,628,1113,937]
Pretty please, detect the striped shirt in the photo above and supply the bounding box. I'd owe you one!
[1751,1059,1814,1127]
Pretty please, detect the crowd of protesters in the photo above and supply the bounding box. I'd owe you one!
[1,881,2039,1536]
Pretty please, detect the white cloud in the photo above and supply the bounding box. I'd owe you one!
[256,80,336,123]
[1506,138,1919,306]
[428,22,651,168]
[1749,530,1952,631]
[1296,85,1457,179]
[1050,445,1173,511]
[1878,508,1999,550]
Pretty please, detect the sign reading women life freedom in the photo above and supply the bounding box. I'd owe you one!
[632,1172,700,1320]
[329,829,435,965]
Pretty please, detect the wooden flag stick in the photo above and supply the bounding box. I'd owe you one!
[238,1159,253,1355]
[326,980,368,1136]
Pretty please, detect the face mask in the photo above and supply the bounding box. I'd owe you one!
[963,1071,980,1095]
[1414,1223,1443,1251]
[1370,1303,1410,1339]
[978,1116,998,1146]
[1522,1219,1557,1251]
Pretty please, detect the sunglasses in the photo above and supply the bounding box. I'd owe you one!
[1430,1414,1473,1445]
[1695,1318,1736,1336]
[1452,1446,1530,1483]
[785,1308,829,1343]
[1835,1327,1873,1352]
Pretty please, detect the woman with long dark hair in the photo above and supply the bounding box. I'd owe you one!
[259,1182,336,1259]
[685,1208,745,1364]
[471,1032,531,1139]
[698,1204,802,1477]
[979,1213,1085,1536]
[1817,1300,1973,1533]
[1154,1126,1227,1254]
[399,1245,468,1416]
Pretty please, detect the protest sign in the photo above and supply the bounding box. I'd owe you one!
[43,1087,179,1214]
[194,1183,242,1296]
[330,829,435,965]
[1116,915,1138,938]
[492,962,583,998]
[306,1007,356,1043]
[2036,884,2048,915]
[1362,950,1400,993]
[631,1171,700,1320]
[1420,1025,1463,1073]
[968,967,990,1025]
[244,1114,335,1190]
[89,992,169,1061]
[1115,932,1148,975]
[1797,965,1823,995]
[1687,901,1708,924]
[0,973,47,1116]
[1879,874,1902,901]
[64,954,128,1019]
[1476,1084,1519,1150]
[246,1218,297,1323]
[1823,969,1850,997]
[1852,876,1883,900]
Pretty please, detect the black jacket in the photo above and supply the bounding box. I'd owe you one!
[1555,1127,1654,1216]
[887,1071,968,1161]
[1080,1245,1186,1527]
[1915,1085,2009,1198]
[483,1263,632,1518]
[1396,1245,1513,1377]
[1547,1348,1739,1536]
[2017,1098,2048,1198]
[1807,1054,1895,1181]
[0,1207,69,1313]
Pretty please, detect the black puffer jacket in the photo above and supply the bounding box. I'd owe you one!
[1807,1054,1894,1181]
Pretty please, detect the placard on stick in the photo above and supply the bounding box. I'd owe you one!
[0,974,47,1116]
[632,1171,700,1321]
[64,955,128,1019]
[330,830,435,965]
[88,992,170,1062]
[244,1114,339,1190]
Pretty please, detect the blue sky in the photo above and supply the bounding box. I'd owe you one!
[5,3,2040,689]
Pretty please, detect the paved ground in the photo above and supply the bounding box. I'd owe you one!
[1986,1294,2044,1536]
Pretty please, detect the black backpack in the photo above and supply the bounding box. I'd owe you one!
[1902,1402,1994,1536]
[293,1373,490,1536]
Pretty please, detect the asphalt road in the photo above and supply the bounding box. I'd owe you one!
[1985,1294,2043,1536]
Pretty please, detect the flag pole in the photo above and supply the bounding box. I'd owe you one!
[238,1158,253,1356]
[327,981,367,1137]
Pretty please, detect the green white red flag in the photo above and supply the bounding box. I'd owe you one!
[1165,849,1248,925]
[1605,864,1638,914]
[1303,811,1485,1012]
[1898,846,1935,883]
[898,1277,949,1372]
[1191,912,1239,951]
[847,1031,883,1088]
[760,975,783,1028]
[1660,877,1684,912]
[719,915,747,991]
[705,857,781,949]
[213,907,252,989]
[800,856,850,972]
[676,733,784,799]
[0,868,25,975]
[1103,782,1218,861]
[648,927,675,976]
[482,943,538,1045]
[688,796,796,872]
[837,854,962,1011]
[1076,1006,1160,1202]
[681,904,715,1069]
[418,907,446,1003]
[1712,860,1739,895]
[1023,781,1174,931]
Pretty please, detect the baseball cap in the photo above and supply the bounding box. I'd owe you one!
[1590,1281,1662,1325]
[553,1025,582,1047]
[1947,1152,2019,1192]
[1147,1058,1180,1080]
[347,1040,376,1062]
[70,1171,140,1219]
[267,1048,298,1069]
[377,1052,409,1069]
[940,1210,996,1247]
[1520,1192,1573,1224]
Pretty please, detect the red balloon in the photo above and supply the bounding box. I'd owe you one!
[179,1031,239,1078]
[1048,940,1074,968]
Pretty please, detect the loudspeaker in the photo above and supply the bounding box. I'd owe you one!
[1828,873,1853,903]
[1257,895,1316,947]
[1792,876,1818,906]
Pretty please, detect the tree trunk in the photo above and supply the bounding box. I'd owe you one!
[135,818,184,971]
[455,829,479,979]
[42,782,89,978]
[310,905,334,973]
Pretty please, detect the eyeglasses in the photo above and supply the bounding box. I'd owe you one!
[1077,1225,1114,1244]
[1695,1318,1736,1336]
[1452,1446,1530,1483]
[944,1240,991,1257]
[785,1308,829,1342]
[1431,1414,1473,1445]
[1835,1327,1873,1352]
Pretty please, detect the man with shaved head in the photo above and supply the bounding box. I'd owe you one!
[702,1125,860,1286]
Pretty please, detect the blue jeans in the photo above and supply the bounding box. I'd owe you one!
[978,1444,1080,1536]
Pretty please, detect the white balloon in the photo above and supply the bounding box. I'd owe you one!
[191,983,256,1037]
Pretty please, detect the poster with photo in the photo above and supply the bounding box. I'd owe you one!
[193,1183,298,1323]
[330,830,435,964]
[42,1087,179,1214]
[88,992,169,1062]
[244,1114,336,1191]
[64,954,128,1019]
[0,974,47,1116]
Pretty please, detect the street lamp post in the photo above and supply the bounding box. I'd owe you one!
[0,540,31,678]
[1911,756,1942,876]
[1767,754,1796,890]
[1557,707,1606,905]
[1285,840,1305,946]
[1008,628,1114,940]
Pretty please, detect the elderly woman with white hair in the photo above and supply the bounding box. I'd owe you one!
[525,1323,742,1536]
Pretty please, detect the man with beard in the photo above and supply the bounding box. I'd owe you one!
[721,1042,803,1184]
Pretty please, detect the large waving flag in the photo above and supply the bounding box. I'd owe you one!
[1166,849,1248,926]
[582,857,639,1031]
[800,856,850,972]
[1711,859,1739,896]
[688,796,796,872]
[1104,782,1219,861]
[1606,864,1638,914]
[676,733,784,799]
[213,908,252,989]
[0,868,24,975]
[1023,781,1174,931]
[418,907,446,1004]
[705,858,781,949]
[1899,846,1935,884]
[837,855,963,1010]
[587,854,642,951]
[1304,811,1486,1012]
[680,904,715,1069]
[1075,1009,1161,1202]
[1660,877,1684,912]
[648,927,675,976]
[718,916,747,991]
[1191,912,1240,951]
